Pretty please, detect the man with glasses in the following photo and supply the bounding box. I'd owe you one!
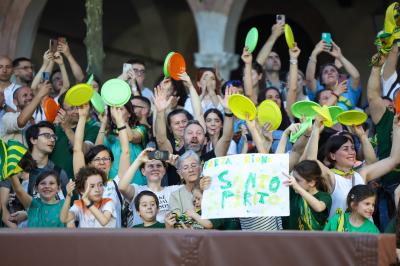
[120,59,154,102]
[50,91,100,179]
[0,121,68,227]
[0,82,51,146]
[131,96,152,128]
[13,57,34,87]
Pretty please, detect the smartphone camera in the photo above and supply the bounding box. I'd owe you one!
[42,72,50,81]
[276,14,285,24]
[148,150,169,161]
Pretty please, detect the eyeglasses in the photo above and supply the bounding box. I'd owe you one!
[181,163,199,171]
[92,157,112,163]
[38,133,58,141]
[132,68,145,75]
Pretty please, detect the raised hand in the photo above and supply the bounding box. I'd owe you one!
[43,50,53,65]
[66,179,76,197]
[37,81,52,97]
[328,41,343,59]
[241,47,253,64]
[78,103,90,118]
[154,85,173,112]
[137,147,154,164]
[218,86,234,111]
[312,40,330,56]
[57,41,71,57]
[271,22,285,39]
[333,79,348,96]
[53,51,64,65]
[110,106,125,125]
[289,43,301,59]
[178,72,193,89]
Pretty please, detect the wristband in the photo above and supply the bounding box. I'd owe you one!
[331,92,339,99]
[289,59,298,65]
[224,112,234,117]
[86,201,94,208]
[117,125,127,131]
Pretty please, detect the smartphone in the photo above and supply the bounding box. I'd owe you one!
[123,63,132,73]
[148,150,170,161]
[42,72,50,81]
[321,32,332,45]
[49,39,58,53]
[276,14,285,24]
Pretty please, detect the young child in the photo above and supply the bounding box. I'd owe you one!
[10,170,65,228]
[133,191,169,228]
[60,167,116,228]
[185,187,213,229]
[283,160,332,231]
[324,185,380,234]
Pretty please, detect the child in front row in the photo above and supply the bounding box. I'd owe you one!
[133,191,172,228]
[60,167,116,228]
[283,160,332,231]
[324,185,380,234]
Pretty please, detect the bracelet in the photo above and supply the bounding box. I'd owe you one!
[86,201,94,208]
[308,57,317,64]
[224,112,234,117]
[303,135,311,138]
[289,59,298,65]
[331,92,339,99]
[117,125,127,131]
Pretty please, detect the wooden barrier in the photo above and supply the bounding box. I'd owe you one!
[0,230,396,266]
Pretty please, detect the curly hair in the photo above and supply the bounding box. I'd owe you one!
[74,166,107,194]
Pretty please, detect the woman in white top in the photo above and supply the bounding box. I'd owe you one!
[119,148,181,225]
[302,116,400,218]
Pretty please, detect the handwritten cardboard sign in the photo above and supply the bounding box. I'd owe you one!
[201,153,289,219]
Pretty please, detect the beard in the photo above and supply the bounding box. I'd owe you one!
[184,142,203,153]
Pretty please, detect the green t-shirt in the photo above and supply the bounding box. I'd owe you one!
[384,217,396,233]
[323,212,380,234]
[103,125,147,184]
[51,119,99,179]
[285,188,332,231]
[28,198,65,228]
[376,109,400,186]
[133,221,165,228]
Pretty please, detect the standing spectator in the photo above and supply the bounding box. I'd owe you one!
[12,57,33,87]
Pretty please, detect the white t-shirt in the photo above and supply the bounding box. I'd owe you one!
[4,83,21,111]
[102,176,122,228]
[329,172,365,218]
[184,97,224,117]
[141,87,154,103]
[130,184,182,225]
[69,198,116,228]
[381,71,400,100]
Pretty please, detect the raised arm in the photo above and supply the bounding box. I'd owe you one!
[383,44,398,81]
[58,41,85,83]
[306,40,329,93]
[179,72,206,129]
[95,112,107,145]
[154,86,173,154]
[300,117,334,191]
[60,179,75,224]
[214,87,234,157]
[245,119,271,154]
[276,123,300,154]
[284,172,327,212]
[241,47,257,104]
[350,125,377,165]
[329,41,360,89]
[359,115,400,182]
[367,54,387,125]
[9,174,32,210]
[81,185,112,226]
[286,44,301,119]
[73,103,90,176]
[112,107,131,177]
[53,51,70,94]
[256,22,284,68]
[31,50,52,92]
[17,82,51,128]
[118,148,152,201]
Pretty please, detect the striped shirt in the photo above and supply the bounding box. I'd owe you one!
[240,216,283,231]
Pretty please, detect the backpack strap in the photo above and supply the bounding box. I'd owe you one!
[112,179,123,207]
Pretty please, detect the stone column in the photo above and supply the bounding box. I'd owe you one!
[187,0,246,81]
